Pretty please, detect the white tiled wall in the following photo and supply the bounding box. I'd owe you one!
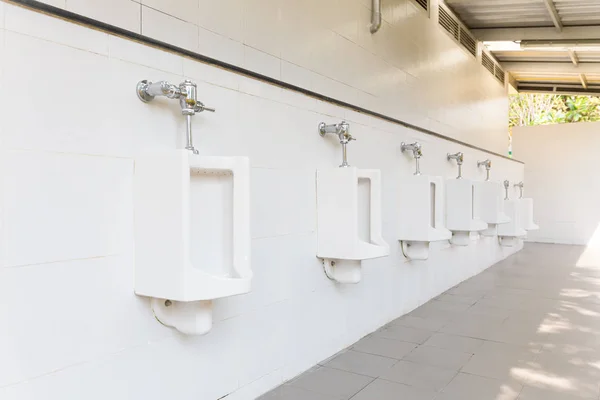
[0,2,524,399]
[513,122,600,246]
[34,0,510,155]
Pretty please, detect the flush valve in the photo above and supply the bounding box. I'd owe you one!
[136,79,215,154]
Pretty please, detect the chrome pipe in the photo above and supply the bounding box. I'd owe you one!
[319,121,355,168]
[447,152,464,179]
[477,159,492,181]
[504,180,510,200]
[136,79,215,154]
[514,182,524,198]
[400,142,422,175]
[185,114,198,154]
[136,80,182,102]
[370,0,382,34]
[341,143,349,167]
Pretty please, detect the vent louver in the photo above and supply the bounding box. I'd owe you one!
[482,52,495,75]
[438,6,458,39]
[459,27,477,57]
[415,0,428,11]
[495,66,506,84]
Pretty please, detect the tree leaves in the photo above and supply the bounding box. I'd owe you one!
[509,94,600,127]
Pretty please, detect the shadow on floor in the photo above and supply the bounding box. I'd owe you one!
[260,243,600,400]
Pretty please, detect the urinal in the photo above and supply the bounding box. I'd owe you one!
[445,152,487,246]
[520,198,539,231]
[473,181,511,236]
[514,182,539,231]
[398,175,452,259]
[317,167,389,283]
[316,121,389,283]
[497,180,527,247]
[473,160,510,237]
[134,150,251,335]
[397,142,451,260]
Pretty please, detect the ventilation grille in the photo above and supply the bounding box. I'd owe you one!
[459,27,477,56]
[438,6,458,39]
[415,0,428,11]
[495,66,506,84]
[438,5,477,58]
[482,52,495,75]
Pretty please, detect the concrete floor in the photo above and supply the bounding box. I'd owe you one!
[260,243,600,400]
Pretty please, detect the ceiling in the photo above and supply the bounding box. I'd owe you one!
[444,0,600,95]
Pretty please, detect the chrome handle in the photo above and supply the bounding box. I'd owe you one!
[194,101,216,113]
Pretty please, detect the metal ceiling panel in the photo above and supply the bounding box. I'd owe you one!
[443,0,600,94]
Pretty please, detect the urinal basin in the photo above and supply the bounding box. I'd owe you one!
[134,150,252,302]
[520,198,539,231]
[445,178,488,233]
[398,174,452,243]
[316,167,389,261]
[497,199,527,239]
[316,167,389,283]
[473,181,511,225]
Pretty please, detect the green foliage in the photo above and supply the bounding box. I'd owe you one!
[509,94,600,127]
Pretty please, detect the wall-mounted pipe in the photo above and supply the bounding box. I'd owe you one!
[370,0,382,33]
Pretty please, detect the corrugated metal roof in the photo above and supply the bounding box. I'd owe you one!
[443,0,600,95]
[445,0,600,28]
[444,0,554,29]
[555,0,600,26]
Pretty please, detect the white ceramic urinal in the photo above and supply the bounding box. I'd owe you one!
[398,175,451,260]
[445,178,488,245]
[473,181,511,236]
[497,198,527,247]
[520,198,539,231]
[316,167,390,283]
[134,150,251,335]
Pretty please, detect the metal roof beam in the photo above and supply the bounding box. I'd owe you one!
[473,26,600,41]
[502,61,600,73]
[568,49,579,66]
[580,74,589,88]
[542,0,563,31]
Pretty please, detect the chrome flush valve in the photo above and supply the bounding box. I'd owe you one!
[504,180,510,200]
[319,121,356,167]
[447,152,464,179]
[514,181,524,198]
[401,142,422,175]
[136,79,215,154]
[477,159,492,181]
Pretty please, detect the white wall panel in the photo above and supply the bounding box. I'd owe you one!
[0,3,522,399]
[513,122,600,245]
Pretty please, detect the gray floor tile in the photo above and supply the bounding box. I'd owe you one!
[351,335,417,359]
[266,244,600,400]
[372,325,433,344]
[323,350,397,378]
[387,315,446,331]
[517,386,597,400]
[403,345,472,370]
[434,293,480,305]
[350,379,437,400]
[379,360,457,391]
[259,384,338,400]
[289,366,373,399]
[461,341,540,382]
[438,373,523,400]
[423,332,485,353]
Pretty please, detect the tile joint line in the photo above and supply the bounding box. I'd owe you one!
[5,0,523,165]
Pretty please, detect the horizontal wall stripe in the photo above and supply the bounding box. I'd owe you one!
[6,0,523,164]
